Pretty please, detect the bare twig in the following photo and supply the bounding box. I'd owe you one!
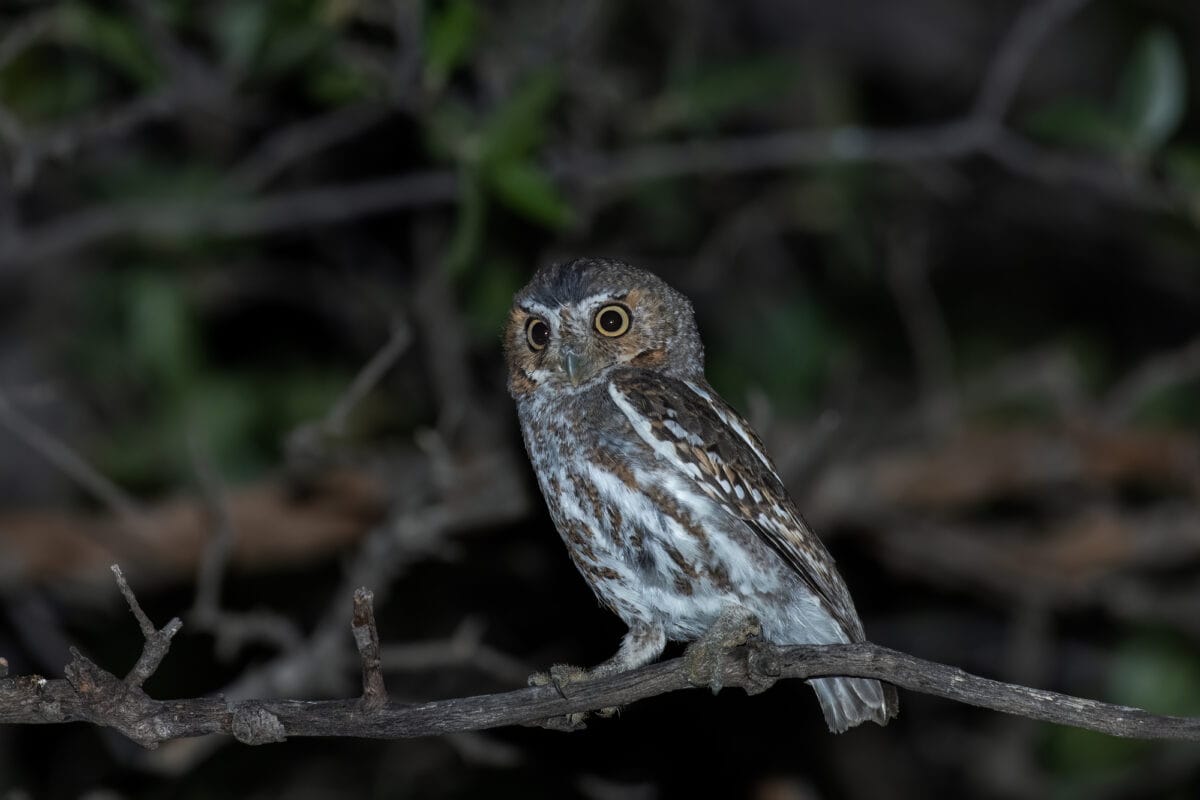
[286,318,413,467]
[3,88,183,188]
[0,9,54,72]
[377,617,529,685]
[972,0,1091,123]
[885,227,960,430]
[414,257,476,438]
[0,388,154,557]
[562,121,986,189]
[188,435,304,658]
[226,105,392,193]
[325,321,413,437]
[351,589,388,710]
[189,436,237,623]
[0,170,460,269]
[983,130,1174,210]
[110,565,182,688]
[390,0,425,97]
[122,0,224,103]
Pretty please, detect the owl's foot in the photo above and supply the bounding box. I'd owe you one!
[684,608,763,695]
[528,663,593,695]
[527,664,621,730]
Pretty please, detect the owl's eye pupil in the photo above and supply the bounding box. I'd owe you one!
[595,305,631,337]
[526,318,550,350]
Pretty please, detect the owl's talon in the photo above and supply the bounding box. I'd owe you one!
[527,665,615,730]
[529,711,589,732]
[743,640,780,695]
[528,663,595,701]
[684,608,763,694]
[548,663,593,696]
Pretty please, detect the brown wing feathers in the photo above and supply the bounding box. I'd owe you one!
[609,370,864,640]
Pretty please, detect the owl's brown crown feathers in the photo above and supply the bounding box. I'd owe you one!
[504,259,705,397]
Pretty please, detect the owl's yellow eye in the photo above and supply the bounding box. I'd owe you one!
[526,318,550,351]
[594,305,630,337]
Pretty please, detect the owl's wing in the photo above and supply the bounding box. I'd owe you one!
[607,370,864,640]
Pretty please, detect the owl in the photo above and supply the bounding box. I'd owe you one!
[504,258,897,732]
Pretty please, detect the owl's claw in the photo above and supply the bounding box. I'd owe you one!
[527,664,621,730]
[527,663,591,697]
[684,608,763,694]
[530,711,590,732]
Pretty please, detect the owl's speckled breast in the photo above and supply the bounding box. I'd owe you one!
[516,383,811,642]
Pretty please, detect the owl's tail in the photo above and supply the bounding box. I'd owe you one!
[809,676,899,733]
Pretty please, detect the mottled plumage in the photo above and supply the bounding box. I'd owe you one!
[504,258,897,732]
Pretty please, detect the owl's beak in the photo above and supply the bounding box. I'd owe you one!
[563,349,589,386]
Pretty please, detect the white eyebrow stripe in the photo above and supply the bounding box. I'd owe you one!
[577,292,624,310]
[520,301,557,319]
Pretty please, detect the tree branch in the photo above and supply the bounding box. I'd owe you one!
[2,569,1199,747]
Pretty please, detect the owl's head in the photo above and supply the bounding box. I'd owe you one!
[504,258,704,397]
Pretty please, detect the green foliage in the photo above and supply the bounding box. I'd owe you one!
[1042,633,1200,794]
[1164,145,1200,224]
[425,0,479,92]
[1024,99,1129,153]
[431,70,574,272]
[708,297,842,412]
[442,169,487,276]
[1126,382,1200,429]
[641,56,800,134]
[0,53,102,123]
[253,11,330,79]
[1109,633,1200,716]
[126,271,201,400]
[212,2,270,75]
[90,158,223,202]
[629,182,703,249]
[57,2,163,87]
[1114,27,1186,159]
[487,160,574,229]
[1025,27,1186,162]
[308,59,382,103]
[463,258,526,340]
[72,267,351,488]
[475,72,560,163]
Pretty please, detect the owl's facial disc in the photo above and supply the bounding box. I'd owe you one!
[505,259,707,398]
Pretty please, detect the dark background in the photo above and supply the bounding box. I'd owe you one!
[2,0,1200,797]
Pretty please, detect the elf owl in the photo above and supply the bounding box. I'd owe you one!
[504,258,897,732]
